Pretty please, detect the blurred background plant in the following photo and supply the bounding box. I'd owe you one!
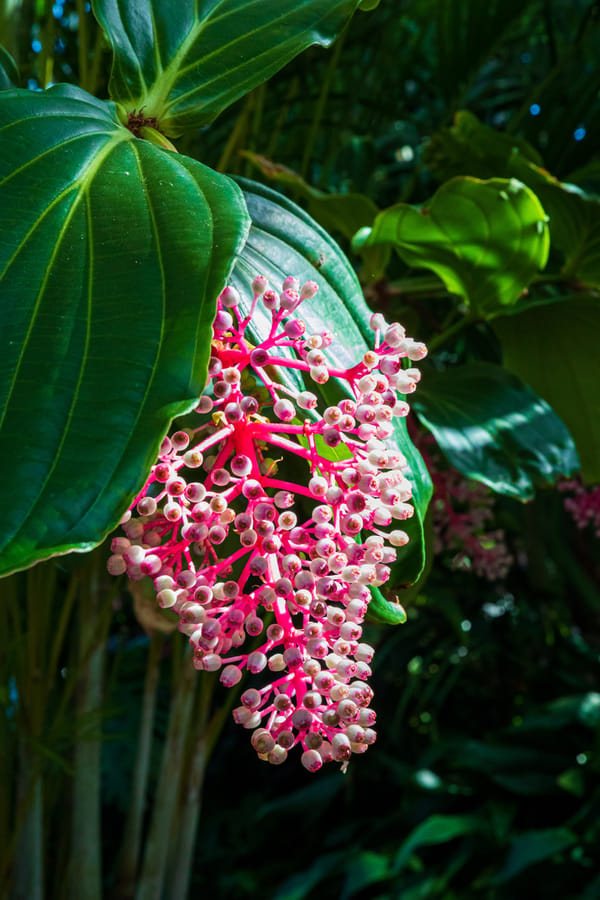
[1,0,599,898]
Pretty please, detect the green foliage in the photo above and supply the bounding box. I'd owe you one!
[413,362,579,499]
[93,0,363,134]
[495,297,600,483]
[2,1,600,899]
[0,84,249,576]
[353,176,550,317]
[426,111,600,289]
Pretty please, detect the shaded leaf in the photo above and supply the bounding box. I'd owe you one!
[0,85,249,576]
[413,362,579,499]
[510,693,600,732]
[273,851,346,900]
[231,178,433,587]
[495,828,578,883]
[353,177,549,317]
[93,0,363,135]
[0,45,19,90]
[392,814,484,874]
[494,297,600,482]
[342,851,390,898]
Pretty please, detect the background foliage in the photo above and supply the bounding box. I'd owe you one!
[1,1,599,898]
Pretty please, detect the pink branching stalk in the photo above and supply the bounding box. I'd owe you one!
[108,276,427,771]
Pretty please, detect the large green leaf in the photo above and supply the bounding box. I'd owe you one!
[494,297,600,483]
[93,0,363,135]
[413,362,579,500]
[230,178,433,591]
[0,85,249,576]
[426,111,600,289]
[241,150,390,280]
[353,177,550,318]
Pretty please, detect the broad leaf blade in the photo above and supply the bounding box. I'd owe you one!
[413,363,579,499]
[494,297,600,483]
[353,177,550,318]
[93,0,362,134]
[0,85,249,576]
[230,178,433,588]
[242,150,389,279]
[426,111,600,289]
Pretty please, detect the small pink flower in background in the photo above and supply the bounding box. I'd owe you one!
[108,276,426,770]
[430,464,513,582]
[558,478,600,538]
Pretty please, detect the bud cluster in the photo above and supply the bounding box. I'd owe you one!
[108,275,426,770]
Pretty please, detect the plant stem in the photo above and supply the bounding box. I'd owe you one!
[135,647,197,900]
[165,676,236,900]
[112,633,165,900]
[13,738,44,900]
[427,314,474,353]
[68,551,112,900]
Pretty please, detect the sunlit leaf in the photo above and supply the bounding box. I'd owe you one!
[353,177,549,317]
[413,362,579,499]
[0,85,249,576]
[426,111,600,289]
[93,0,363,134]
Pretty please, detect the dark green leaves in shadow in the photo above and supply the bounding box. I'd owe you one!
[413,363,579,500]
[495,297,600,483]
[353,176,550,318]
[230,178,432,589]
[93,0,363,135]
[0,85,249,576]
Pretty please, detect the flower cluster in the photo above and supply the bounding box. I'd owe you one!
[558,478,600,538]
[108,275,426,771]
[430,461,513,582]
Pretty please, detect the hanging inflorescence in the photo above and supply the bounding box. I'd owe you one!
[108,275,427,771]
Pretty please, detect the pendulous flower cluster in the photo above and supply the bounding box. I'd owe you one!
[108,275,427,771]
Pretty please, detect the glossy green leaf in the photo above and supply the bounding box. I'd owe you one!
[495,828,578,883]
[93,0,362,135]
[494,297,600,483]
[413,362,579,499]
[0,85,249,576]
[0,45,19,90]
[353,176,550,317]
[426,111,600,289]
[231,178,433,588]
[242,151,390,280]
